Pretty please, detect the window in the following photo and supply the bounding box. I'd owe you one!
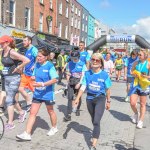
[40,0,44,4]
[58,22,62,37]
[9,0,15,26]
[83,13,84,19]
[66,6,68,18]
[71,16,73,26]
[78,10,80,16]
[75,7,77,14]
[39,13,43,32]
[82,24,84,31]
[85,25,87,32]
[50,0,53,9]
[78,20,80,29]
[86,16,88,21]
[49,20,53,34]
[25,7,30,30]
[75,18,77,28]
[65,26,68,39]
[71,4,74,12]
[59,2,62,14]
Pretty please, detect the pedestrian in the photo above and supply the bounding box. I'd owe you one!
[57,49,65,85]
[124,50,138,102]
[49,52,57,68]
[74,53,112,150]
[18,36,38,112]
[129,49,150,129]
[114,54,123,81]
[79,41,91,69]
[16,49,58,141]
[104,52,114,78]
[63,50,87,121]
[0,35,30,130]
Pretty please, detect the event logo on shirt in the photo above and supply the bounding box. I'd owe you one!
[88,83,100,91]
[98,78,104,82]
[43,70,48,72]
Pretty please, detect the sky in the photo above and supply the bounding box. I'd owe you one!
[78,0,150,42]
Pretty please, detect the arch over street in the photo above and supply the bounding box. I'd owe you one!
[86,35,150,51]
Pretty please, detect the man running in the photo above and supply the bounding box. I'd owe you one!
[19,36,38,112]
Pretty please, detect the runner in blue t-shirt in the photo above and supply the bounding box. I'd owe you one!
[64,50,87,121]
[18,36,38,112]
[79,41,91,69]
[17,49,58,141]
[74,53,112,150]
[124,50,138,101]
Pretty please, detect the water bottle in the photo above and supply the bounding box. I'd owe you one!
[72,106,77,113]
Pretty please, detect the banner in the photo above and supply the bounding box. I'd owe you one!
[107,35,135,43]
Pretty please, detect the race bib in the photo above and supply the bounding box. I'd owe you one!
[2,67,10,75]
[35,87,46,91]
[88,83,100,92]
[72,72,82,78]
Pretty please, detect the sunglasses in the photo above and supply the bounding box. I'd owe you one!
[91,58,101,63]
[138,54,142,56]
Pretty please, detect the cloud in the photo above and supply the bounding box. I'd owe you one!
[100,0,110,8]
[114,17,150,43]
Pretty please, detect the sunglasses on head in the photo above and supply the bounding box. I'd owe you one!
[91,58,101,63]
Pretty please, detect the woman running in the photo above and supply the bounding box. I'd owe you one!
[74,53,112,150]
[16,49,58,140]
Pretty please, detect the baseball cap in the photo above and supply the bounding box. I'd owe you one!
[70,51,80,58]
[0,35,13,44]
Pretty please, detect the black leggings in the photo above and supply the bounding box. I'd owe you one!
[67,84,81,115]
[86,95,106,139]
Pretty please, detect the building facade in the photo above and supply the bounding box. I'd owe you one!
[0,0,2,23]
[87,14,95,46]
[33,0,57,35]
[94,19,101,41]
[57,0,70,44]
[80,6,88,46]
[69,0,82,46]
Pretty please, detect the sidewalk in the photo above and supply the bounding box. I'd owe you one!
[0,78,149,150]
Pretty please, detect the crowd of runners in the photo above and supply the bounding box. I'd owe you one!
[0,35,150,150]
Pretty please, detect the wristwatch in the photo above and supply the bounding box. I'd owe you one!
[107,100,111,103]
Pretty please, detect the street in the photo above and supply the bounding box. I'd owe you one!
[0,77,150,150]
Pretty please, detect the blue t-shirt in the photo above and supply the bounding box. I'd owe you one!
[33,61,58,101]
[66,60,87,78]
[125,57,138,77]
[80,51,91,64]
[24,45,38,76]
[82,70,112,100]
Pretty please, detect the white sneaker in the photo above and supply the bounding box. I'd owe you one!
[16,131,31,141]
[125,96,129,102]
[137,120,143,129]
[47,127,58,136]
[131,112,139,124]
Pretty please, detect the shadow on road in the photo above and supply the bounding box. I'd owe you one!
[63,121,92,148]
[115,144,140,150]
[32,116,50,134]
[111,96,126,103]
[57,104,67,116]
[109,110,131,122]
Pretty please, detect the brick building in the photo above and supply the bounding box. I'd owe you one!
[57,0,70,44]
[69,0,82,46]
[33,0,57,35]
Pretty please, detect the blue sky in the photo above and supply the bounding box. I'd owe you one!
[78,0,150,41]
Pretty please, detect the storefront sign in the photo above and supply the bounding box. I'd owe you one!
[107,35,135,43]
[11,30,26,38]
